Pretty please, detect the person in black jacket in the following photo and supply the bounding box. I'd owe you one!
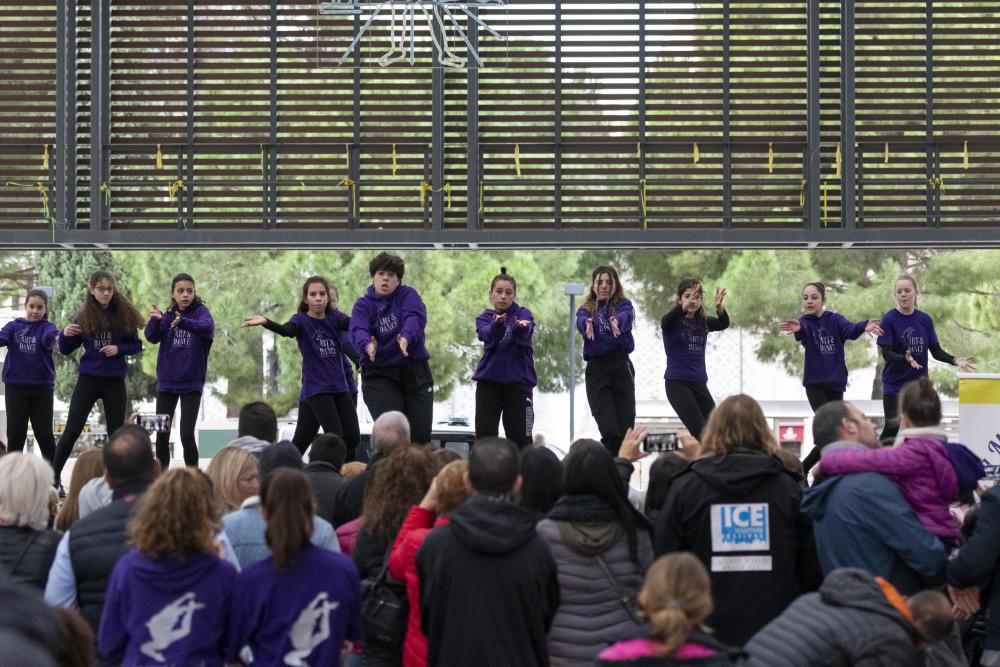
[417,437,560,667]
[0,452,62,592]
[304,433,349,525]
[654,394,821,647]
[333,410,410,527]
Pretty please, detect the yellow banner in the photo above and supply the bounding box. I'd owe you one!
[959,378,1000,405]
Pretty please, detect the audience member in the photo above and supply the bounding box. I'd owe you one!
[0,452,62,591]
[304,433,349,525]
[54,607,97,667]
[341,461,366,479]
[205,446,260,514]
[77,476,113,519]
[333,411,411,527]
[55,448,104,531]
[518,445,564,518]
[643,452,690,525]
[230,401,278,455]
[0,579,61,666]
[417,437,559,667]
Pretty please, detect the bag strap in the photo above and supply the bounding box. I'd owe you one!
[7,530,41,577]
[593,552,630,600]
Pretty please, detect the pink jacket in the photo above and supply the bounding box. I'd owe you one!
[821,436,959,538]
[336,517,363,556]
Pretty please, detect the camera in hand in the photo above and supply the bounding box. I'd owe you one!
[642,432,679,453]
[134,413,172,434]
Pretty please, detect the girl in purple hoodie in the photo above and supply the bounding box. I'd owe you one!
[0,289,59,460]
[816,377,963,546]
[52,271,145,488]
[472,267,536,448]
[144,273,214,469]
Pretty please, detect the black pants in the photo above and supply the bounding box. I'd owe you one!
[154,391,202,469]
[880,393,900,442]
[665,379,715,440]
[475,381,534,449]
[4,384,56,462]
[53,374,127,484]
[805,384,844,412]
[585,356,636,456]
[361,359,434,444]
[291,392,361,456]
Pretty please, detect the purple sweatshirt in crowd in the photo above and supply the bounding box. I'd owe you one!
[265,311,352,400]
[794,311,868,391]
[877,308,939,395]
[98,549,237,667]
[144,303,215,394]
[349,285,430,368]
[227,544,362,667]
[58,325,142,378]
[472,303,537,390]
[576,299,635,361]
[661,305,730,384]
[0,318,58,387]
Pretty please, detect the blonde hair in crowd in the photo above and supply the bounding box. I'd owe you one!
[0,453,56,531]
[641,553,714,657]
[56,448,104,531]
[698,394,778,458]
[130,468,220,558]
[205,446,259,513]
[434,460,470,515]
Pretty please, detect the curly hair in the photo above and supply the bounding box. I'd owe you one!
[699,394,778,458]
[130,468,220,559]
[75,271,145,338]
[362,446,437,544]
[205,446,259,513]
[55,448,104,531]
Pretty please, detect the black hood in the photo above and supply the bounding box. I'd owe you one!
[449,494,540,555]
[689,451,788,497]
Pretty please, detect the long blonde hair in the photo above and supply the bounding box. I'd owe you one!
[641,553,714,656]
[699,394,778,458]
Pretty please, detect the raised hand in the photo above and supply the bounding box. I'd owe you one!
[905,350,923,370]
[149,304,163,319]
[619,426,650,463]
[865,320,883,337]
[714,287,727,311]
[493,312,507,326]
[584,318,595,341]
[241,315,265,328]
[779,319,801,334]
[955,356,976,373]
[170,313,182,329]
[516,319,531,329]
[63,322,81,337]
[367,336,377,362]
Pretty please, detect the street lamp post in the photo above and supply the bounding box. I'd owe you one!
[564,282,585,443]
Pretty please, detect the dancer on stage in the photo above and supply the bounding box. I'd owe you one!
[473,267,536,448]
[243,276,359,456]
[52,271,144,488]
[780,281,882,412]
[577,265,635,456]
[0,289,59,461]
[350,252,434,444]
[877,274,974,442]
[144,273,214,468]
[661,278,728,440]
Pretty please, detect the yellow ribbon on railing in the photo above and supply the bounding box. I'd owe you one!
[167,179,184,199]
[963,141,969,170]
[514,144,521,177]
[43,144,49,169]
[636,143,642,160]
[156,144,163,170]
[338,177,357,217]
[639,178,648,230]
[478,182,484,214]
[419,181,452,209]
[5,180,52,221]
[260,145,265,176]
[928,176,944,191]
[768,142,774,174]
[693,143,700,165]
[835,143,842,179]
[884,142,890,164]
[800,179,806,207]
[392,144,398,176]
[99,182,111,206]
[822,181,828,226]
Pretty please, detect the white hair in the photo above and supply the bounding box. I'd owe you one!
[0,453,54,531]
[372,411,411,454]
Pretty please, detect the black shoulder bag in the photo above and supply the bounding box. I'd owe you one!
[360,550,409,648]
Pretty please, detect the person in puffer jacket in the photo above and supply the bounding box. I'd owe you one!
[743,568,955,666]
[598,553,741,666]
[538,437,653,666]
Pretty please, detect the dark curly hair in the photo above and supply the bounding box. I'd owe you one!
[369,252,406,281]
[362,446,437,544]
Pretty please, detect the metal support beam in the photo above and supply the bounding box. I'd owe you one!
[183,0,195,229]
[466,9,480,230]
[55,0,77,229]
[88,0,111,234]
[924,0,936,227]
[351,12,362,230]
[553,0,563,228]
[722,0,732,228]
[431,23,446,230]
[637,0,647,227]
[839,0,856,231]
[804,0,821,229]
[264,0,279,229]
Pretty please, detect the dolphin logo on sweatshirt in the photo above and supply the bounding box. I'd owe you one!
[283,592,340,666]
[140,591,205,662]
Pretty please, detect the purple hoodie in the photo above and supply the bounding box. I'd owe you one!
[794,311,868,391]
[227,544,362,667]
[877,308,938,395]
[349,284,430,368]
[821,435,960,539]
[266,311,352,400]
[576,299,635,361]
[0,318,58,387]
[98,549,237,667]
[661,305,730,383]
[144,303,214,394]
[472,303,537,390]
[58,325,142,379]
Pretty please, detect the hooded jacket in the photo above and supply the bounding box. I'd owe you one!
[0,318,58,387]
[98,549,237,667]
[742,568,920,666]
[349,285,429,368]
[416,494,560,667]
[947,486,1000,652]
[654,451,821,646]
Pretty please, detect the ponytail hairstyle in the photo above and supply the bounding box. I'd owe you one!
[675,278,707,328]
[25,288,50,320]
[899,376,941,427]
[803,282,826,302]
[581,265,626,315]
[260,468,314,570]
[167,273,205,312]
[490,266,516,293]
[297,276,334,314]
[641,553,713,657]
[75,270,145,338]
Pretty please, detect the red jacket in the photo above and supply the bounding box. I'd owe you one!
[388,505,450,667]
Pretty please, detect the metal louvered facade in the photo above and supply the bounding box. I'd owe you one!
[1,0,999,247]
